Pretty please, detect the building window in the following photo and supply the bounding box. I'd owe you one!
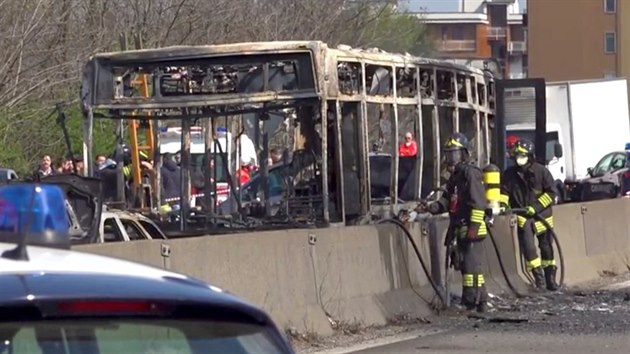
[604,0,616,13]
[605,32,616,53]
[604,71,616,79]
[453,26,464,40]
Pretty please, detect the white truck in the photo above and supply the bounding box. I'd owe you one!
[159,126,233,203]
[504,78,630,202]
[158,126,258,205]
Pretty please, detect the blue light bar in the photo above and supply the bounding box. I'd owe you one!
[0,184,68,235]
[625,143,630,151]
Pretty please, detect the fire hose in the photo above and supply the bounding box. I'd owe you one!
[378,207,565,309]
[498,208,565,290]
[376,216,448,307]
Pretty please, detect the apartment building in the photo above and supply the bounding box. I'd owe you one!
[528,0,630,82]
[411,0,527,79]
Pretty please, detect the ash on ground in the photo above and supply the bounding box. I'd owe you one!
[293,272,630,353]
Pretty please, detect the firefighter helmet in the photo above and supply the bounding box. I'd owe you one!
[444,132,470,167]
[444,132,470,152]
[511,138,534,157]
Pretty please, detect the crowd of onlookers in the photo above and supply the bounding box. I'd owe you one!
[32,154,88,179]
[32,146,287,205]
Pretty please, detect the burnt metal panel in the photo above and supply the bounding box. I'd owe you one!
[495,78,546,171]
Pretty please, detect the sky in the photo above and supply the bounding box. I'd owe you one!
[404,0,527,13]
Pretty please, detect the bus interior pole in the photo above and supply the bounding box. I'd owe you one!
[204,116,215,222]
[152,118,162,210]
[116,33,128,204]
[83,107,94,178]
[180,114,192,231]
[261,116,270,218]
[115,118,125,204]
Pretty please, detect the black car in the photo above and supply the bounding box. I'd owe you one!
[0,245,295,354]
[0,183,295,354]
[566,150,630,201]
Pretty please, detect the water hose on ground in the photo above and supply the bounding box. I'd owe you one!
[376,218,448,307]
[510,209,566,289]
[485,220,529,298]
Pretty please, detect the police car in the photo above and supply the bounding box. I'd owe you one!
[565,143,630,201]
[0,184,295,354]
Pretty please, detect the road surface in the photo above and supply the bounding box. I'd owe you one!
[349,287,630,353]
[301,279,630,354]
[350,329,629,353]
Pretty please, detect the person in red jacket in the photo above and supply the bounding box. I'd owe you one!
[236,156,252,186]
[399,132,418,157]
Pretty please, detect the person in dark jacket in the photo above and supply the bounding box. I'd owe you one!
[32,154,55,180]
[500,138,558,291]
[420,132,489,312]
[161,153,181,200]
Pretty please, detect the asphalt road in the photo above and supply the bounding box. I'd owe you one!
[347,286,630,354]
[351,329,630,353]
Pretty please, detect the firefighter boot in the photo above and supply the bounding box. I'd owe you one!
[461,287,476,311]
[476,286,488,313]
[531,267,546,289]
[544,266,559,291]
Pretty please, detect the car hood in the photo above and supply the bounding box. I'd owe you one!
[36,175,102,244]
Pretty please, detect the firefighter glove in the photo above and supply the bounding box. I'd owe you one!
[525,205,536,216]
[466,225,479,241]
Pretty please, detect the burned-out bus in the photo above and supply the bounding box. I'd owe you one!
[80,41,495,229]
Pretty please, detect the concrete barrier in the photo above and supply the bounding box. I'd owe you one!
[76,223,436,335]
[554,198,630,284]
[74,197,630,336]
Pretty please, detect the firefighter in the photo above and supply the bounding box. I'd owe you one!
[420,132,489,312]
[500,138,559,291]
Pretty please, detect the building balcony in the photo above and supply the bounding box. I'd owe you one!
[487,27,507,40]
[508,41,527,54]
[437,40,477,52]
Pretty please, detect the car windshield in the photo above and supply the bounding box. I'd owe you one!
[0,319,285,354]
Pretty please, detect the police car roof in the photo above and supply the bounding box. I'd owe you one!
[0,242,271,324]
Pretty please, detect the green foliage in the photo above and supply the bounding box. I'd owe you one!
[354,5,433,56]
[0,103,116,176]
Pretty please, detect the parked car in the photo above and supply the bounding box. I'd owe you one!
[565,147,630,201]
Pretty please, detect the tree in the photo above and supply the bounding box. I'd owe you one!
[0,0,432,175]
[351,4,433,56]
